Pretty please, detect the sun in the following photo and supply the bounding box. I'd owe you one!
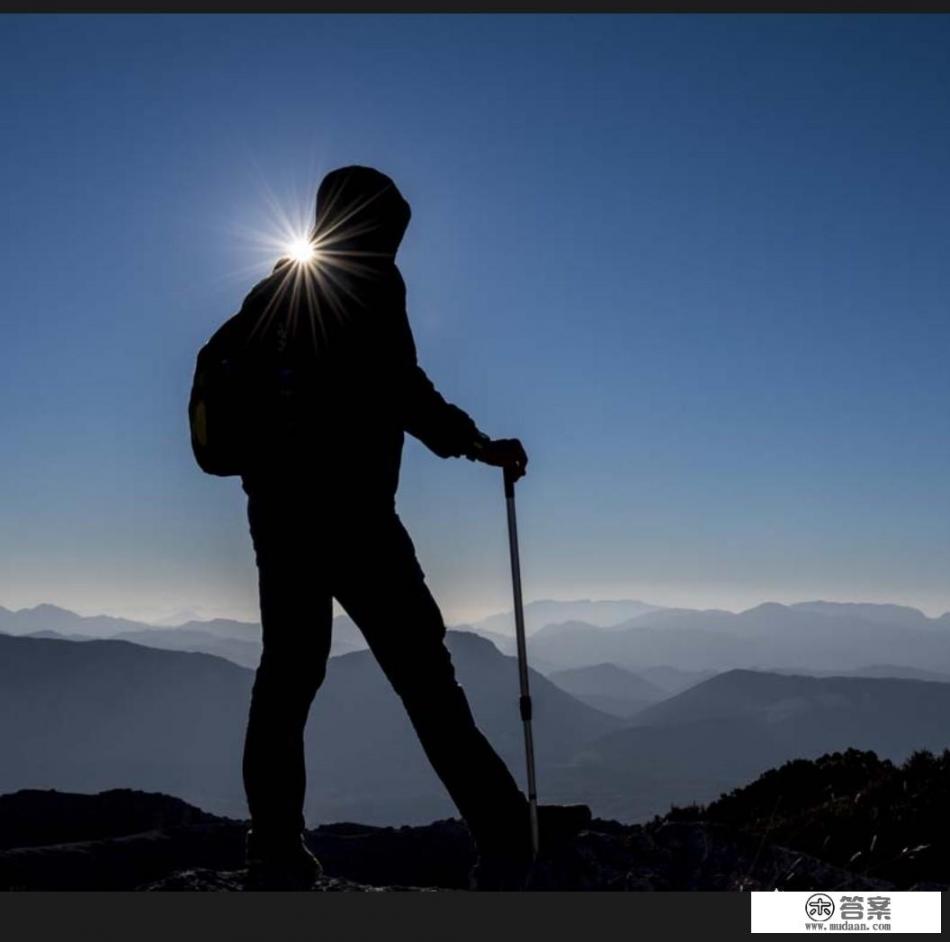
[287,237,316,264]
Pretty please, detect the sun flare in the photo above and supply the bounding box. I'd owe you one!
[227,181,387,352]
[287,237,316,264]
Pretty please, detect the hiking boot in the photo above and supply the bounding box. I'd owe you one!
[469,803,592,890]
[244,829,323,890]
[469,848,533,891]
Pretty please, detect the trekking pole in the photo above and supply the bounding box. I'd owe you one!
[503,465,540,861]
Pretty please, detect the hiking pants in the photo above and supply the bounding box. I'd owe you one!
[240,484,528,851]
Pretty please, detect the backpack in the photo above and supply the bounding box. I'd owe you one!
[188,322,251,477]
[189,275,297,477]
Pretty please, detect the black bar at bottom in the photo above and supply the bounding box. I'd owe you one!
[0,891,770,942]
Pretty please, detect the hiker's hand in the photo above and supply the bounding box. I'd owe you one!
[478,438,528,481]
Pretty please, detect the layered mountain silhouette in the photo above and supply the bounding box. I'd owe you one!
[0,630,618,824]
[526,601,950,675]
[4,619,950,824]
[548,663,667,717]
[557,669,950,819]
[108,617,366,669]
[10,598,950,684]
[2,749,945,891]
[469,598,659,641]
[0,604,146,638]
[2,606,367,667]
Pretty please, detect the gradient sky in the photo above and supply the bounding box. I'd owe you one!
[1,14,949,624]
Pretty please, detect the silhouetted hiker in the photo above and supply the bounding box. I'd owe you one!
[190,166,588,890]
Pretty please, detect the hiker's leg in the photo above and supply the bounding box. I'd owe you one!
[333,512,528,850]
[242,485,333,837]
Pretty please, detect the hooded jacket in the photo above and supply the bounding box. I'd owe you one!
[236,166,484,504]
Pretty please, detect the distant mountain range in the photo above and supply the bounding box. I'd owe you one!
[0,604,149,638]
[468,598,660,639]
[547,663,668,717]
[8,598,950,681]
[525,601,950,676]
[3,620,950,825]
[0,605,367,668]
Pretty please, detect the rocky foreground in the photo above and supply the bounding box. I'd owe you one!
[1,750,947,891]
[0,813,893,892]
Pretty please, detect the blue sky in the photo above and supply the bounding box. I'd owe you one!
[1,14,949,623]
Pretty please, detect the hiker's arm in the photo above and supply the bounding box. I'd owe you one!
[392,279,527,475]
[401,355,529,478]
[402,362,487,460]
[386,278,483,459]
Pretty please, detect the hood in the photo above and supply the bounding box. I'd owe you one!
[312,166,411,260]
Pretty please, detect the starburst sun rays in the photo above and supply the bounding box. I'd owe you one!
[234,183,397,353]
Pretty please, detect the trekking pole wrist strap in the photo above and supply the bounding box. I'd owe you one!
[465,431,491,461]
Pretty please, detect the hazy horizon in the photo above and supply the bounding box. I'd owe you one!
[4,589,950,630]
